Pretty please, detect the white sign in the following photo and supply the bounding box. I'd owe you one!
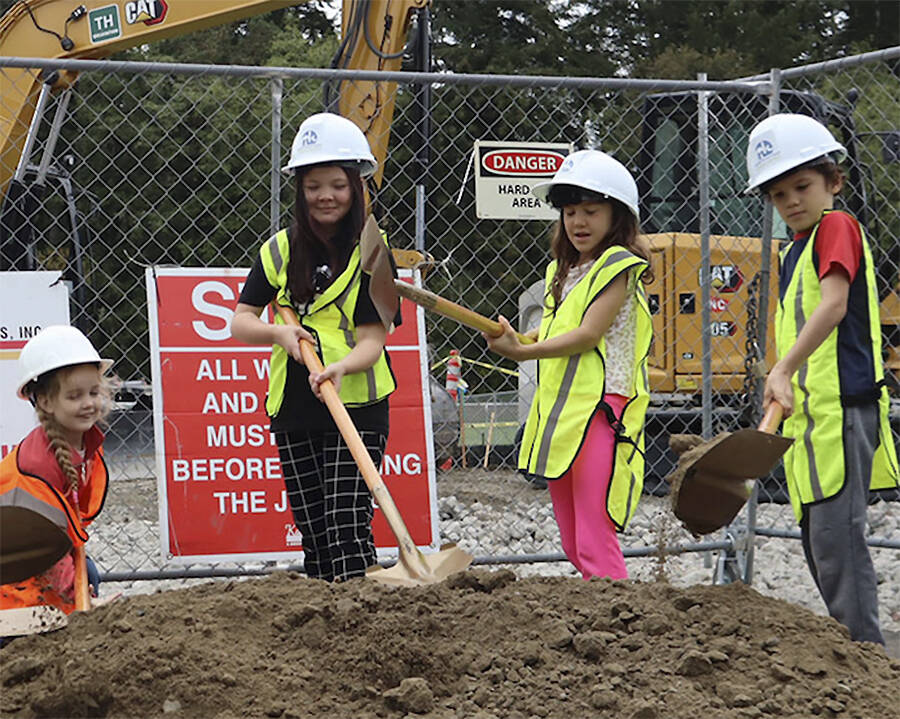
[474,140,573,220]
[0,272,70,457]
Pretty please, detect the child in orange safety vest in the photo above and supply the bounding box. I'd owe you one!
[0,325,113,615]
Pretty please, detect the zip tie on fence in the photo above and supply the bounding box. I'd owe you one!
[459,356,519,377]
[467,420,518,429]
[431,353,520,377]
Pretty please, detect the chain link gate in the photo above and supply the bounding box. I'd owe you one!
[1,52,897,607]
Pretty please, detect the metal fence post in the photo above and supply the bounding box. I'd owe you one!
[743,67,782,586]
[270,77,283,237]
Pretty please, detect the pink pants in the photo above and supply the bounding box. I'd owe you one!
[548,394,628,580]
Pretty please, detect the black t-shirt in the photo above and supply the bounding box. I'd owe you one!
[238,252,395,435]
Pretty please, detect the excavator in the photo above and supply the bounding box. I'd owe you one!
[0,0,430,268]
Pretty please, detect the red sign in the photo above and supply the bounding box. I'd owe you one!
[481,149,566,176]
[147,268,437,563]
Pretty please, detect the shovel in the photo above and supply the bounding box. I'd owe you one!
[667,402,793,535]
[275,305,471,585]
[392,281,535,345]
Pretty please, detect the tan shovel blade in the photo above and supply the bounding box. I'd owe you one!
[359,215,400,331]
[0,605,68,636]
[366,543,473,587]
[673,428,793,535]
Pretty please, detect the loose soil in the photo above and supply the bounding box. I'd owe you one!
[3,570,899,719]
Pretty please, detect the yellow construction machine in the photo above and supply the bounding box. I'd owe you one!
[0,0,428,209]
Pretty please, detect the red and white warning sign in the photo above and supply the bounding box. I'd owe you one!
[146,267,438,564]
[474,140,573,220]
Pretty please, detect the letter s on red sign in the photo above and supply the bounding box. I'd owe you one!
[192,281,235,341]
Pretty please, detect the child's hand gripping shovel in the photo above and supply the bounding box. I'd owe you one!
[666,402,793,536]
[392,281,536,345]
[270,216,472,586]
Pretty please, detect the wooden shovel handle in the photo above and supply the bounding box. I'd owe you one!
[73,544,91,611]
[758,402,785,434]
[394,280,535,344]
[273,305,423,562]
[72,494,90,611]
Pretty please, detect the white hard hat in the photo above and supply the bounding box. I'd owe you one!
[16,325,112,400]
[746,113,846,193]
[282,112,377,178]
[532,149,639,220]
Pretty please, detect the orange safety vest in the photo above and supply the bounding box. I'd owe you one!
[0,426,108,614]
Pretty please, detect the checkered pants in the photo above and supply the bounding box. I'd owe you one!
[275,429,386,582]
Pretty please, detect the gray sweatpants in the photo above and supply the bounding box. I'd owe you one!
[800,402,884,645]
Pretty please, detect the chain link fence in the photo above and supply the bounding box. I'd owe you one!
[1,49,897,587]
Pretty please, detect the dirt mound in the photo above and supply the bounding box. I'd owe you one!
[2,570,899,718]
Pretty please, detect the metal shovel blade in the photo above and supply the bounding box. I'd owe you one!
[0,505,73,585]
[366,543,473,587]
[359,215,400,331]
[0,605,68,636]
[673,428,793,535]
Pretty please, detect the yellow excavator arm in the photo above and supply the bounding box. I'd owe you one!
[0,0,427,203]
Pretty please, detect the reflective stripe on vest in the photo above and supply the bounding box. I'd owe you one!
[518,246,653,529]
[775,212,899,521]
[259,229,396,416]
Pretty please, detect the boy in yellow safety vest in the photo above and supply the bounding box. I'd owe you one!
[746,113,899,644]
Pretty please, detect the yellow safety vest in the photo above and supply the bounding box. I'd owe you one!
[776,212,899,522]
[519,246,653,530]
[259,229,396,417]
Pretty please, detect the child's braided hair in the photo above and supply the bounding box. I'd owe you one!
[35,404,81,492]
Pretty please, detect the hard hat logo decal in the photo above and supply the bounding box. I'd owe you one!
[754,139,775,163]
[560,157,575,172]
[300,130,318,147]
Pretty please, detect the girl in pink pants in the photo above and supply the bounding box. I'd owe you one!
[548,394,629,579]
[485,149,653,581]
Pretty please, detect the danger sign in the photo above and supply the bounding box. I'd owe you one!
[146,267,438,564]
[474,140,572,220]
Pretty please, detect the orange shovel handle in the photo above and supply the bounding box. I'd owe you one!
[273,304,426,567]
[758,402,785,434]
